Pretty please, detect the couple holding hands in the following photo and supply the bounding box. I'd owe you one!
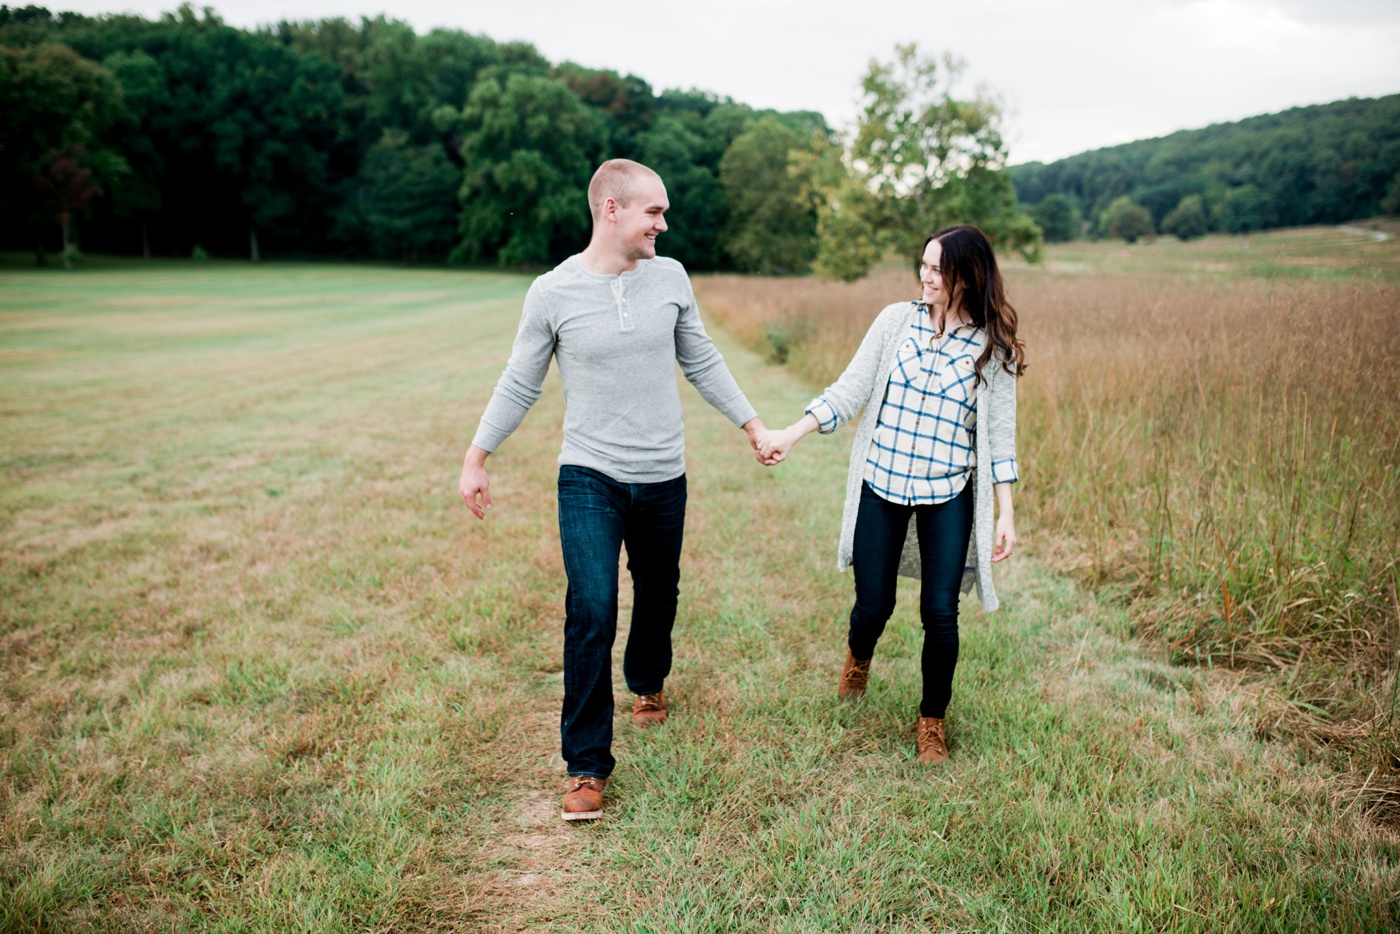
[459,159,1025,821]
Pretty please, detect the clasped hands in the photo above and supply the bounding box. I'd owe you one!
[754,426,799,465]
[743,417,803,466]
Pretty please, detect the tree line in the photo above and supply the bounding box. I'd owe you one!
[1,6,1038,275]
[1014,94,1400,242]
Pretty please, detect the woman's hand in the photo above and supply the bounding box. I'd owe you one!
[757,428,795,464]
[991,514,1017,562]
[757,413,821,466]
[991,482,1016,562]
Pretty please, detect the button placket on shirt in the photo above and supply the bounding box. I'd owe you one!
[611,277,633,332]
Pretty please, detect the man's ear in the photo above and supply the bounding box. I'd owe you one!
[602,197,619,223]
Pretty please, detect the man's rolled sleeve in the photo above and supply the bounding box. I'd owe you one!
[805,397,840,434]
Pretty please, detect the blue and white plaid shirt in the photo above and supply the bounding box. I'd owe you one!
[807,304,1019,506]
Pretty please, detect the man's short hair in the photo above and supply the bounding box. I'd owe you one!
[588,159,660,224]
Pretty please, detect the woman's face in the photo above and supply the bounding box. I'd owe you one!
[919,239,951,311]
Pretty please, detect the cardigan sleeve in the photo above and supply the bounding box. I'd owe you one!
[986,359,1019,484]
[804,303,906,434]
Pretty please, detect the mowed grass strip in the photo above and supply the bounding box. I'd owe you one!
[0,258,1396,932]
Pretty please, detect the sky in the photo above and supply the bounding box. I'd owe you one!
[45,0,1400,164]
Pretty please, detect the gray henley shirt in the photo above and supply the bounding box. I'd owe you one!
[471,255,758,483]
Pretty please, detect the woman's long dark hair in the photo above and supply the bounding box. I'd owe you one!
[922,224,1026,383]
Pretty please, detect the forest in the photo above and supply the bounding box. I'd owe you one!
[0,4,839,268]
[5,4,1398,270]
[1,5,1039,275]
[1014,94,1400,241]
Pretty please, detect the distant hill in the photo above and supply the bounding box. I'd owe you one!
[1012,95,1400,237]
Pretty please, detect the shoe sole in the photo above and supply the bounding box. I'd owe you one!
[561,808,602,821]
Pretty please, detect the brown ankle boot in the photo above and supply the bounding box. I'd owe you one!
[916,717,949,765]
[838,650,872,700]
[561,775,607,821]
[632,691,667,727]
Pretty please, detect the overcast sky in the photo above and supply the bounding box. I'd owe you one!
[48,0,1400,164]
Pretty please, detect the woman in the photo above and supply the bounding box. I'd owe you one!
[758,224,1025,766]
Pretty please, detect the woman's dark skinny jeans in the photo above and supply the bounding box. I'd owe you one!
[848,480,974,719]
[557,465,686,780]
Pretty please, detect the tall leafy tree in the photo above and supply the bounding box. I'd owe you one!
[102,48,166,257]
[718,116,820,274]
[201,29,347,259]
[813,44,1040,281]
[0,41,128,264]
[1032,193,1081,242]
[452,72,605,266]
[1161,194,1208,240]
[1099,196,1154,242]
[554,62,655,160]
[637,115,726,269]
[1219,185,1275,234]
[338,130,459,263]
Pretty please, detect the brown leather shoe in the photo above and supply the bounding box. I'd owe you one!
[917,717,949,766]
[561,775,607,821]
[838,651,872,700]
[632,691,667,727]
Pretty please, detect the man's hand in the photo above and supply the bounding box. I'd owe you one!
[459,445,492,519]
[742,417,770,465]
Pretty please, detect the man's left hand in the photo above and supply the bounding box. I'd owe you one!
[742,417,772,465]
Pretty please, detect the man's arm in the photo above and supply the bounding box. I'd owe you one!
[670,270,761,435]
[459,445,492,519]
[461,283,555,517]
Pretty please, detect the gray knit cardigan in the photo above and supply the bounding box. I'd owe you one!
[810,301,1019,612]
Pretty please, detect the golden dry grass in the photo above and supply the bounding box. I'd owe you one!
[696,227,1400,814]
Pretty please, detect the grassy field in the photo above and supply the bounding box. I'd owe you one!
[1,251,1398,931]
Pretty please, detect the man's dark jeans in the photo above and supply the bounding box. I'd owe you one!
[557,465,686,779]
[849,480,974,718]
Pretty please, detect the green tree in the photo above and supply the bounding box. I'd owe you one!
[637,115,726,269]
[103,49,166,257]
[338,130,459,263]
[553,62,656,159]
[1219,185,1276,234]
[1032,193,1081,242]
[202,29,347,260]
[0,42,129,264]
[32,147,99,267]
[1099,196,1154,242]
[813,44,1041,281]
[1161,194,1208,240]
[717,116,819,274]
[1381,171,1400,215]
[453,72,605,266]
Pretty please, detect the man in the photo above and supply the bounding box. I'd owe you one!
[459,159,768,821]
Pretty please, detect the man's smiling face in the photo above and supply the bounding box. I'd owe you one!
[614,175,669,263]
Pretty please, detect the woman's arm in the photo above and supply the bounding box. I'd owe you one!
[986,358,1019,563]
[817,306,902,427]
[758,412,820,463]
[991,481,1016,562]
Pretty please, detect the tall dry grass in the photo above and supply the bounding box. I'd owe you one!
[697,252,1400,809]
